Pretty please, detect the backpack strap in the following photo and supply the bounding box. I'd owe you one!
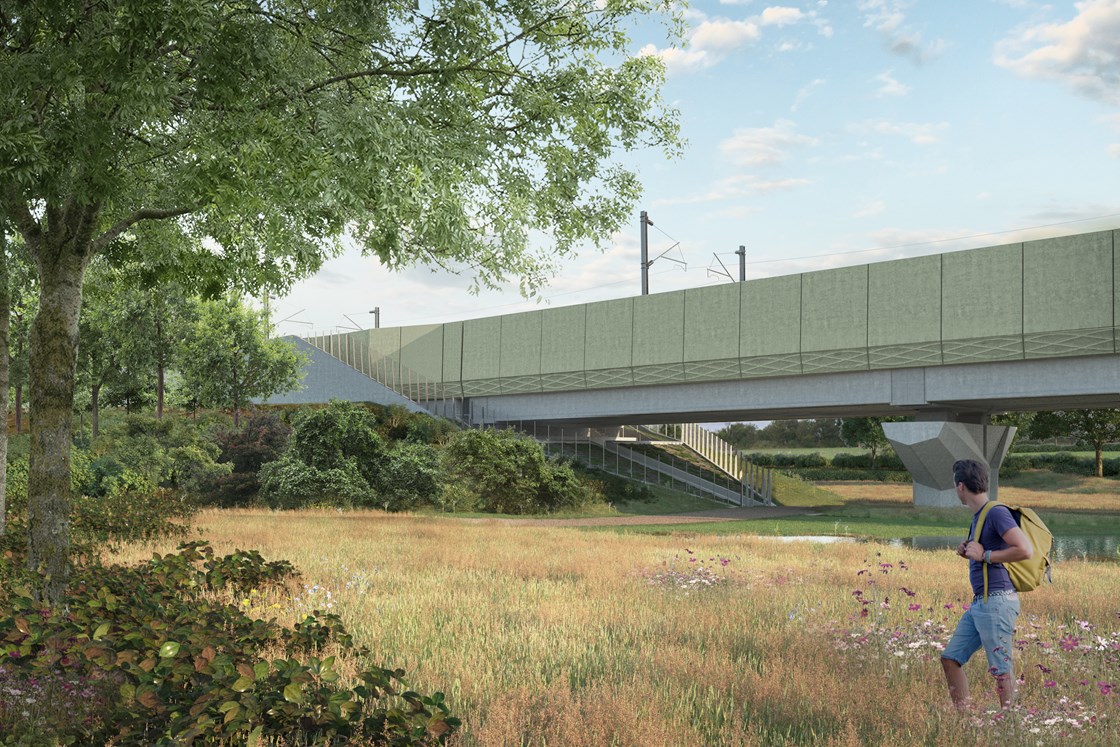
[972,501,998,602]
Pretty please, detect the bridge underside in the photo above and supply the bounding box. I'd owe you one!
[463,355,1120,426]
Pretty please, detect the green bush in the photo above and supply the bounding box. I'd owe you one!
[259,457,372,509]
[377,442,443,511]
[578,467,654,504]
[796,467,913,483]
[88,414,231,499]
[0,542,458,745]
[441,429,596,514]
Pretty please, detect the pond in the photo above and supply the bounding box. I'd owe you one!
[770,535,1119,562]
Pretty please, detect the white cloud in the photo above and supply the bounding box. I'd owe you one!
[760,6,804,26]
[640,18,761,73]
[720,120,821,165]
[792,78,826,110]
[859,0,948,64]
[692,19,762,50]
[853,199,887,218]
[1110,143,1120,158]
[995,0,1120,104]
[976,192,991,200]
[874,70,910,96]
[848,119,949,144]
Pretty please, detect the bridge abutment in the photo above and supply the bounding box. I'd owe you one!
[882,421,1016,508]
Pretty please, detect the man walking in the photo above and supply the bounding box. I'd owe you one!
[940,459,1033,710]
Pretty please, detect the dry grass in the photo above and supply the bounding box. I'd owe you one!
[110,509,1120,746]
[822,477,1120,512]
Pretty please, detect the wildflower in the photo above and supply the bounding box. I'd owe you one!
[1060,635,1080,652]
[1099,682,1113,696]
[908,604,921,611]
[1045,680,1057,688]
[901,587,916,597]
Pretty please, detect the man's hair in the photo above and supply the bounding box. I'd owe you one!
[953,459,989,494]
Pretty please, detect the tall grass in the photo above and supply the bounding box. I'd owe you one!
[110,510,1120,746]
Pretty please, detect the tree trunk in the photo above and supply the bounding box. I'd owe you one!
[27,247,87,604]
[0,235,9,535]
[1096,445,1104,479]
[156,317,165,419]
[14,382,22,435]
[91,382,101,439]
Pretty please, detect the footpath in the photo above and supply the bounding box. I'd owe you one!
[457,505,816,528]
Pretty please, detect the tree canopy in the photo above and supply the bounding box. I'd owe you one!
[1,0,682,602]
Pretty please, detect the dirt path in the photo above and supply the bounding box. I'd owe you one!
[455,506,817,527]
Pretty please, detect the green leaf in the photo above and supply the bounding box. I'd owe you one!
[231,676,254,693]
[93,622,111,640]
[282,682,303,704]
[218,700,240,713]
[159,640,181,658]
[247,726,264,747]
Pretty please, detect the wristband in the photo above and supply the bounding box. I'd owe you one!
[984,550,992,565]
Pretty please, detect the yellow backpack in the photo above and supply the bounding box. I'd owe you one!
[973,501,1054,601]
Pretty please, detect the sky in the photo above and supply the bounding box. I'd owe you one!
[270,0,1120,337]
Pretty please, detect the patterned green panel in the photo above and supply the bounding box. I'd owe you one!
[942,334,1023,365]
[801,347,868,374]
[801,265,868,353]
[584,367,633,389]
[1024,231,1112,335]
[541,371,587,391]
[868,254,941,347]
[367,328,402,385]
[942,243,1022,341]
[632,362,685,385]
[585,298,633,370]
[683,358,740,382]
[442,322,463,389]
[541,305,586,374]
[462,317,501,382]
[633,290,685,366]
[400,324,444,383]
[499,374,542,394]
[869,341,942,369]
[684,284,740,362]
[740,352,802,378]
[1024,327,1114,359]
[461,378,503,397]
[499,310,543,378]
[741,274,801,357]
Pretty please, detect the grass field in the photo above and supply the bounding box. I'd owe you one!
[110,499,1120,746]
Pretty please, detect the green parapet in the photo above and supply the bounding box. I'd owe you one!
[367,327,403,384]
[442,321,464,397]
[942,242,1023,362]
[801,264,869,355]
[740,274,801,360]
[868,254,942,369]
[585,297,634,370]
[684,284,740,362]
[499,310,543,378]
[633,289,685,366]
[400,324,445,384]
[462,316,502,382]
[1023,231,1114,358]
[541,304,587,375]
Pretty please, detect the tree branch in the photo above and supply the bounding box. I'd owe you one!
[90,206,196,254]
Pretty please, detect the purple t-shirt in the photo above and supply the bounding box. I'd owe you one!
[968,503,1018,596]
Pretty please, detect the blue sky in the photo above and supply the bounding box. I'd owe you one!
[273,0,1120,336]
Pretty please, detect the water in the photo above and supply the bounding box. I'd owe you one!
[885,535,1119,563]
[765,534,1118,562]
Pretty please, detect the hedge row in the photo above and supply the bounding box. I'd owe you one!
[793,467,912,483]
[1004,452,1120,477]
[745,452,905,471]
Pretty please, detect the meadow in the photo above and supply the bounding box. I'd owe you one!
[108,505,1120,746]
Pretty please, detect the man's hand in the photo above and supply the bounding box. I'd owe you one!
[963,541,986,561]
[956,540,969,557]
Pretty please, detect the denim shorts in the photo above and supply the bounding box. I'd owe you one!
[941,591,1020,676]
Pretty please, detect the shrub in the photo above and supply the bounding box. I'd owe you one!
[441,429,596,514]
[797,467,913,483]
[208,411,292,507]
[259,457,372,509]
[88,413,231,499]
[377,442,443,511]
[578,467,654,504]
[0,542,459,745]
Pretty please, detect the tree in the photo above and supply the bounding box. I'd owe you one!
[840,417,891,468]
[1031,409,1120,478]
[2,1,681,601]
[178,298,303,427]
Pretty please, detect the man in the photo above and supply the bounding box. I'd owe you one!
[940,459,1033,710]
